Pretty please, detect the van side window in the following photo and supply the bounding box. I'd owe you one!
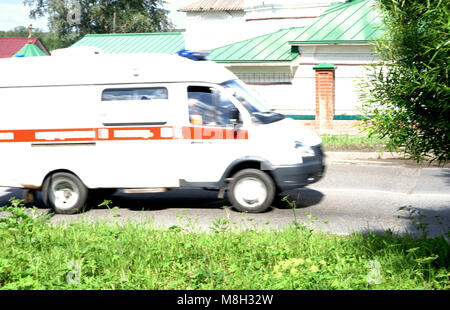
[188,86,238,127]
[99,87,169,126]
[102,88,168,101]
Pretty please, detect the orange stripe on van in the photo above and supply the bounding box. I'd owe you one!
[0,126,248,143]
[181,127,248,140]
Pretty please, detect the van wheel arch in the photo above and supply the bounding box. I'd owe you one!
[41,169,84,189]
[220,159,279,196]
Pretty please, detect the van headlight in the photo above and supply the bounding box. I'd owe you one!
[295,141,315,157]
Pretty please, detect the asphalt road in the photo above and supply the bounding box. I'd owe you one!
[1,159,449,237]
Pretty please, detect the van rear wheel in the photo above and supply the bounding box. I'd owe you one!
[42,172,88,214]
[228,169,275,213]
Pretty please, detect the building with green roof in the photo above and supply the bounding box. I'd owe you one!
[208,0,382,64]
[206,0,382,131]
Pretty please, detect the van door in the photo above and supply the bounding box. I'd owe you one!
[179,84,249,185]
[93,84,179,188]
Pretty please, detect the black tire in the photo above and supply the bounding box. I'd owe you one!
[42,172,88,214]
[228,169,275,213]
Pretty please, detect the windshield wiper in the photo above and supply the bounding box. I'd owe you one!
[252,112,285,124]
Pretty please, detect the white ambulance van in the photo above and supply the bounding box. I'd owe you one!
[0,53,325,214]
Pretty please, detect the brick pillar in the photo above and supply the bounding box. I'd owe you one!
[314,63,336,131]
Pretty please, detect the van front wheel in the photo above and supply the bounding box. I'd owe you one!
[42,172,88,214]
[228,169,275,213]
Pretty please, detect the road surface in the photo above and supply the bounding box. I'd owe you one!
[1,159,449,237]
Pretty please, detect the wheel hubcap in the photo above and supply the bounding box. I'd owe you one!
[234,177,268,209]
[50,179,80,210]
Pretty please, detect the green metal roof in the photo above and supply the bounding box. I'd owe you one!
[289,0,383,45]
[71,32,185,54]
[208,0,382,63]
[14,43,48,57]
[208,27,305,63]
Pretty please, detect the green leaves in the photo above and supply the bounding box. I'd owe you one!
[360,0,450,164]
[24,0,173,48]
[1,198,448,289]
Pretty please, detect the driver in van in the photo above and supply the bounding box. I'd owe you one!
[188,97,204,125]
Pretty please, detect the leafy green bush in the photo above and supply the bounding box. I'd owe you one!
[360,0,449,164]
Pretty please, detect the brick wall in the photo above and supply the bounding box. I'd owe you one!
[296,63,361,135]
[315,69,335,131]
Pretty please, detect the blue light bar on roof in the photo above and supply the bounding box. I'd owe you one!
[177,50,209,61]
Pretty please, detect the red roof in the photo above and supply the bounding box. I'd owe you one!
[0,37,39,58]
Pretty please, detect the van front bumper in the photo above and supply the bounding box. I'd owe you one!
[272,146,325,191]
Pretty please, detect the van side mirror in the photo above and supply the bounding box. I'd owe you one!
[229,108,240,126]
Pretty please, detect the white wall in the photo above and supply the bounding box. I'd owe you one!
[184,11,246,50]
[334,66,371,115]
[296,44,377,115]
[298,45,378,65]
[290,64,316,115]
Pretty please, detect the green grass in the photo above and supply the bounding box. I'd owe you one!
[0,199,448,290]
[321,134,389,152]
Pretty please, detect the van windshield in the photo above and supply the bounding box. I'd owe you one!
[221,80,285,124]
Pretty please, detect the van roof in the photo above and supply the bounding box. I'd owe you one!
[0,53,237,88]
